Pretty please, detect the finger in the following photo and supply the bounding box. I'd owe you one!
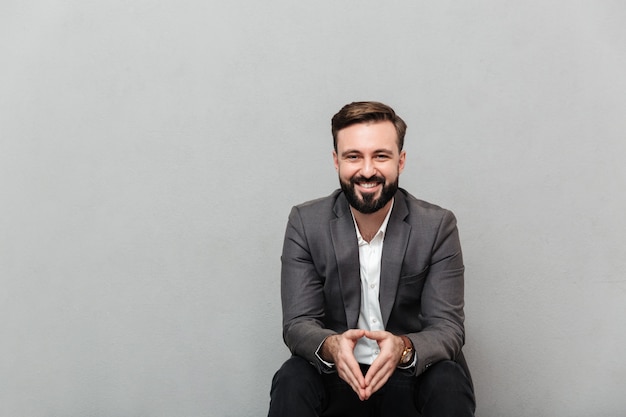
[363,329,384,340]
[364,358,382,385]
[336,346,365,384]
[365,363,393,396]
[344,328,366,342]
[339,362,366,400]
[336,351,365,385]
[347,358,366,388]
[364,361,383,388]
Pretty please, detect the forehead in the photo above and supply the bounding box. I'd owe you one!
[335,121,399,152]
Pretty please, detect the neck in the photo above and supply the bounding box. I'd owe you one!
[351,200,393,242]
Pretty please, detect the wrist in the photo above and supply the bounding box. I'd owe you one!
[320,335,338,363]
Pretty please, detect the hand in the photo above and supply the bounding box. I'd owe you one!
[362,330,405,399]
[320,329,367,400]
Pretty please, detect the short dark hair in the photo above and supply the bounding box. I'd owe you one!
[331,101,407,151]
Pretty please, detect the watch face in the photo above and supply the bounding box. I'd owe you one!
[401,347,413,364]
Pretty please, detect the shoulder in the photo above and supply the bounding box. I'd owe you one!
[396,189,457,227]
[290,189,346,220]
[294,189,341,210]
[284,190,347,245]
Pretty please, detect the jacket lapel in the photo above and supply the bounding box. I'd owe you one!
[330,194,361,329]
[380,192,411,326]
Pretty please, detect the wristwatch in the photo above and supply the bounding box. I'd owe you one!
[399,335,414,365]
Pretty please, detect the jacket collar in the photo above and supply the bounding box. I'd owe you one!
[330,190,412,328]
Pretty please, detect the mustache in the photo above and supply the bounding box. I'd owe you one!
[350,175,385,185]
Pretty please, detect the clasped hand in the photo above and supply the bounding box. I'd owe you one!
[321,329,404,401]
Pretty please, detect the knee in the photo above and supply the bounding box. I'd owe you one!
[418,360,475,415]
[421,360,471,390]
[270,356,323,396]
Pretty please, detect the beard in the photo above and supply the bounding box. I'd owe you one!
[340,174,399,214]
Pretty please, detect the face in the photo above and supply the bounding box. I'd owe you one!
[333,121,406,214]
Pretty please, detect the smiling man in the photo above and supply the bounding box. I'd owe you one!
[268,101,476,417]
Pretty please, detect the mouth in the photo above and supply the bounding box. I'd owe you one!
[353,177,384,193]
[358,182,380,189]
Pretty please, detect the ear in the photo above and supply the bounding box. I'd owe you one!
[398,150,406,174]
[333,150,339,171]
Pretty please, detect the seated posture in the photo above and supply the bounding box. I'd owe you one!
[268,101,476,417]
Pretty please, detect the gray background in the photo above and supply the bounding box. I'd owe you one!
[2,1,625,416]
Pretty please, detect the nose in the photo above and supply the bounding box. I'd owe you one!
[360,157,376,178]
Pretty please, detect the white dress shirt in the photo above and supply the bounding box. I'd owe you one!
[316,199,415,369]
[352,202,393,364]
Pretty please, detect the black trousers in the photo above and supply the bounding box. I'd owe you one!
[268,356,475,417]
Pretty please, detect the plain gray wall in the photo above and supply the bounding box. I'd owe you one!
[2,1,625,416]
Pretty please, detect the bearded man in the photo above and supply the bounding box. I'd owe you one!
[268,101,476,417]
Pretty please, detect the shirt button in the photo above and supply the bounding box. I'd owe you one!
[371,318,378,324]
[370,284,376,289]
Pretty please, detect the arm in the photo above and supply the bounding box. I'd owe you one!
[281,204,369,399]
[280,206,335,369]
[408,209,466,375]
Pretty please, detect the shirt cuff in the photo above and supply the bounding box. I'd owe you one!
[315,337,336,371]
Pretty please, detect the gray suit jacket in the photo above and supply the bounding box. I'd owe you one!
[280,188,467,377]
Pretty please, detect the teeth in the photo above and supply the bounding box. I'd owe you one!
[360,182,378,189]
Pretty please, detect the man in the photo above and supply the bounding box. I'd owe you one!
[268,101,475,417]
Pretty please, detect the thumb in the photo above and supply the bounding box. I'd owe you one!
[344,329,366,341]
[363,330,386,341]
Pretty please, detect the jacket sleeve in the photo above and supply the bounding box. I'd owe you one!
[280,206,335,371]
[408,210,466,376]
